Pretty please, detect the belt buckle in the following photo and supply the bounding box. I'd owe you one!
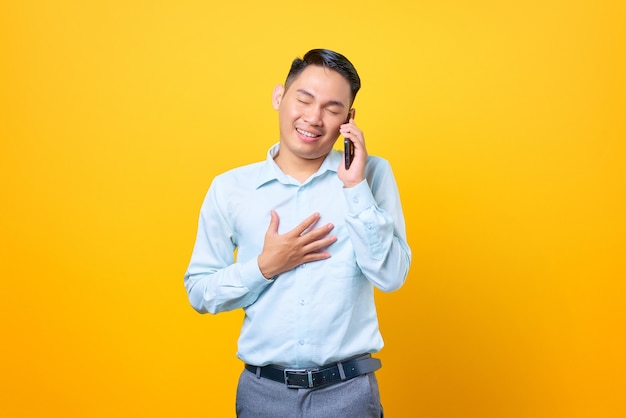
[283,368,315,389]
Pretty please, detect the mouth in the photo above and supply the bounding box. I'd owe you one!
[296,127,322,142]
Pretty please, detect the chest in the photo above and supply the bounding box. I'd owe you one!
[228,176,350,256]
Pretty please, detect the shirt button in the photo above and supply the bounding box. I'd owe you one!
[299,339,305,345]
[353,197,359,204]
[299,300,305,305]
[300,263,306,268]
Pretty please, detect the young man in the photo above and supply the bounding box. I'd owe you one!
[184,49,411,417]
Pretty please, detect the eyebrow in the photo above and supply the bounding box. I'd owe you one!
[296,89,346,108]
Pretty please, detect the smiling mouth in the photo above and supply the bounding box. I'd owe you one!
[296,128,322,139]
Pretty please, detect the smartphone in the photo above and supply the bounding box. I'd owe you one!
[344,138,354,169]
[344,110,355,169]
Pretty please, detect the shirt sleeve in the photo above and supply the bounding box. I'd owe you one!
[184,178,273,314]
[343,158,412,292]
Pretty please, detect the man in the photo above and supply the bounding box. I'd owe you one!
[184,49,411,417]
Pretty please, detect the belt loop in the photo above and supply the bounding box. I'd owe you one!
[255,366,261,379]
[337,361,346,380]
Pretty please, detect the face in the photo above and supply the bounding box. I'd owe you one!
[272,65,353,166]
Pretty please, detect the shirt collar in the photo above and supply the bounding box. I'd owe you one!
[255,143,342,189]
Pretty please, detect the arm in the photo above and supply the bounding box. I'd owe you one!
[184,178,339,313]
[343,161,411,292]
[184,180,272,314]
[338,119,411,291]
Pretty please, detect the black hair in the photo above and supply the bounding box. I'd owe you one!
[285,49,361,104]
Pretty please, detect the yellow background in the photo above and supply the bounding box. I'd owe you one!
[1,1,624,417]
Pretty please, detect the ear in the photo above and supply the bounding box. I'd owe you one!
[349,108,356,121]
[272,84,284,110]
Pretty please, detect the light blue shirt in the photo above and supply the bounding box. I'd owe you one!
[184,144,411,368]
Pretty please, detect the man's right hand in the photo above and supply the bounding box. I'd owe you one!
[257,210,336,279]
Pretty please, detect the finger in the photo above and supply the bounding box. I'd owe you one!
[290,212,321,237]
[303,234,337,253]
[340,126,362,142]
[301,223,334,243]
[302,250,332,263]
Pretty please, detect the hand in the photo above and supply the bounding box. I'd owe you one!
[257,211,337,279]
[338,117,367,188]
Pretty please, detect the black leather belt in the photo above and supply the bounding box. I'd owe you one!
[245,354,381,389]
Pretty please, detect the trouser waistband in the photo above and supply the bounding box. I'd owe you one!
[244,354,381,389]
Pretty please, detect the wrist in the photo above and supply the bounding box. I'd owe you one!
[257,256,278,280]
[343,178,364,189]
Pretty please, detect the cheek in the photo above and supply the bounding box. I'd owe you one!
[278,107,297,127]
[324,118,343,134]
[281,102,304,120]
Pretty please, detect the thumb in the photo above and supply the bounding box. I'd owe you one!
[265,210,279,236]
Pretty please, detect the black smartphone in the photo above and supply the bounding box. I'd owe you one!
[344,110,355,169]
[344,138,354,169]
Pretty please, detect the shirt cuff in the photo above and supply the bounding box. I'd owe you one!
[239,259,275,292]
[343,179,376,215]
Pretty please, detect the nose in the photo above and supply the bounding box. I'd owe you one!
[303,106,323,126]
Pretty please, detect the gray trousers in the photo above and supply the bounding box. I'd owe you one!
[236,368,384,418]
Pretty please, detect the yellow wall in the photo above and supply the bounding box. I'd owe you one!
[1,1,624,417]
